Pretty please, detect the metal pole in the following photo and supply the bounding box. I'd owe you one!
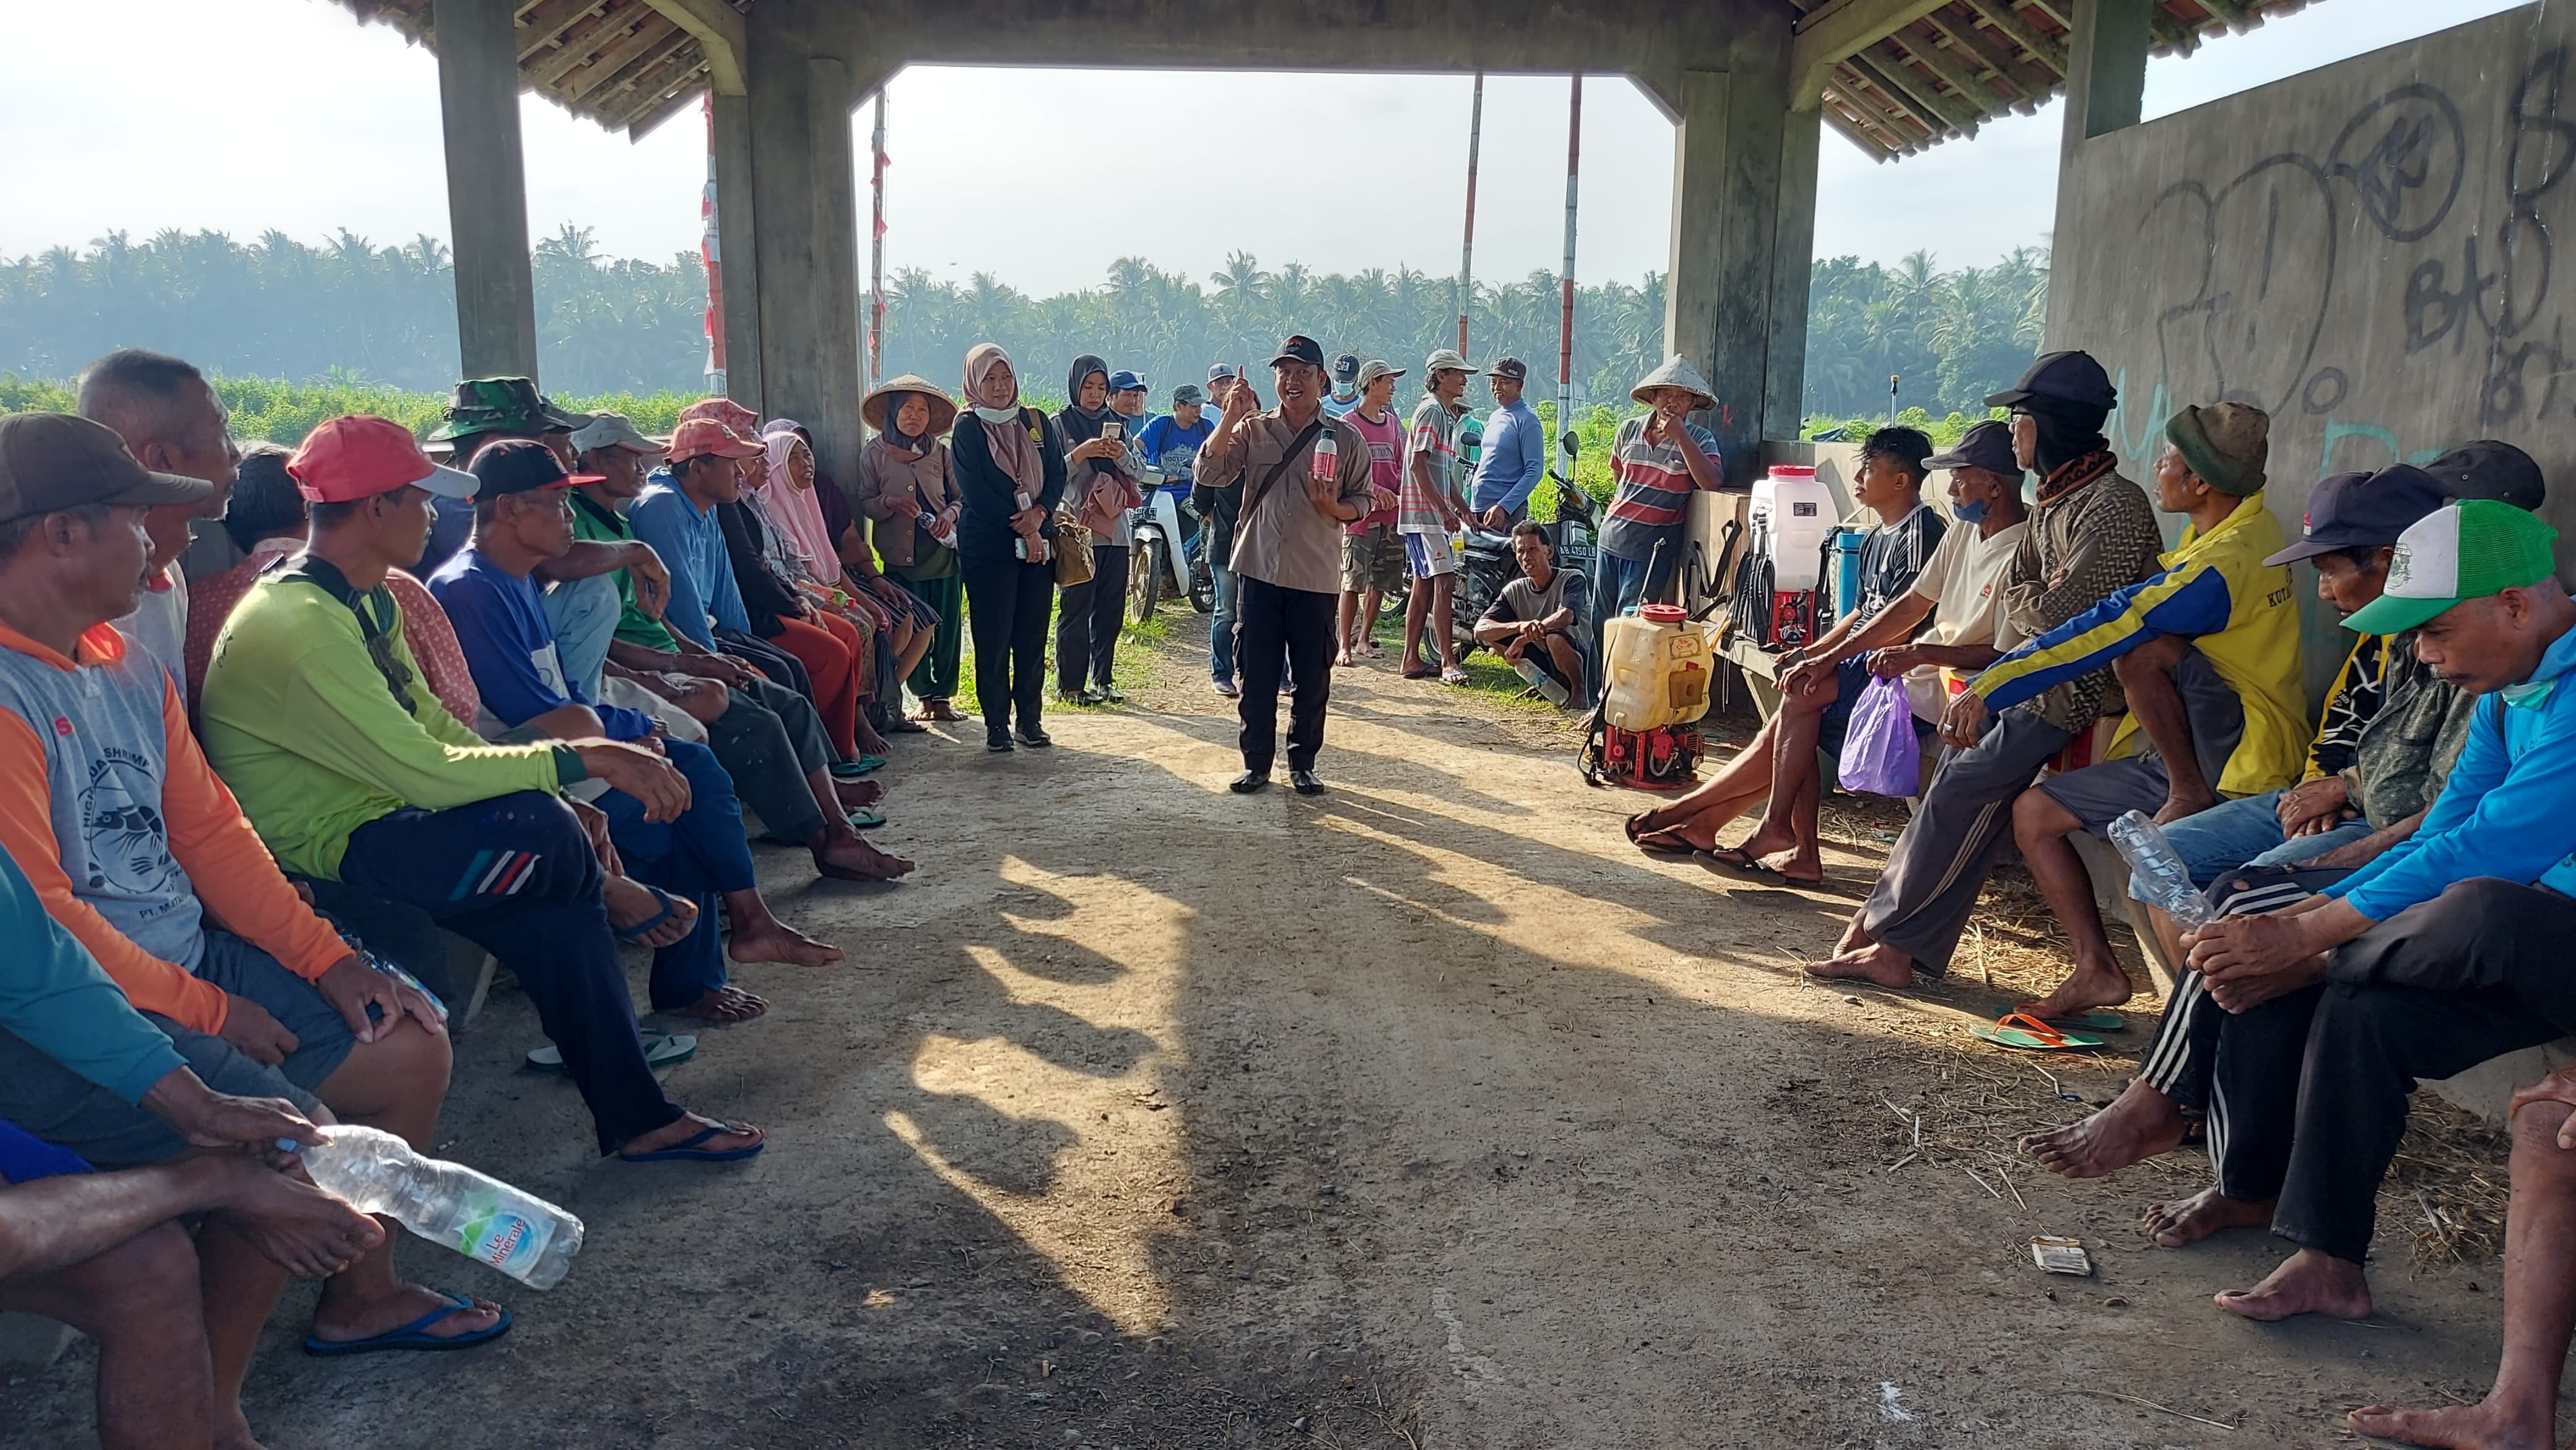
[702,92,724,394]
[1888,373,1899,424]
[868,91,889,398]
[1557,75,1582,486]
[1457,71,1484,355]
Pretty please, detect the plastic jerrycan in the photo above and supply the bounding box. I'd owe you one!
[1754,464,1835,591]
[1602,603,1715,731]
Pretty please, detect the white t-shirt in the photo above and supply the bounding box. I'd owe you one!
[1904,518,2029,722]
[113,565,189,689]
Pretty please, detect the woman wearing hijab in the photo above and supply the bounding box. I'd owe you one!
[718,432,891,763]
[1053,355,1148,703]
[757,421,931,733]
[853,378,967,721]
[951,343,1068,751]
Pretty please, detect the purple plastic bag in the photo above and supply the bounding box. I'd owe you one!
[1836,672,1920,797]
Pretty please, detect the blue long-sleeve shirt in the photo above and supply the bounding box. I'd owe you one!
[2327,621,2576,921]
[426,548,655,740]
[1469,398,1546,514]
[0,842,186,1105]
[628,474,752,648]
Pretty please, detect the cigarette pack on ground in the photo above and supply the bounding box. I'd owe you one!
[2030,1236,2093,1275]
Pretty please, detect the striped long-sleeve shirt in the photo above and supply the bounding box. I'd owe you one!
[1972,491,2310,797]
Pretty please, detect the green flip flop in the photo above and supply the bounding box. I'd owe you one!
[1986,1002,2128,1033]
[1970,1012,2106,1053]
[830,754,889,778]
[845,805,887,830]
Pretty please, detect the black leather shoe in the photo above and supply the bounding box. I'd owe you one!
[985,727,1014,753]
[1016,727,1053,748]
[1229,770,1270,794]
[1290,769,1325,796]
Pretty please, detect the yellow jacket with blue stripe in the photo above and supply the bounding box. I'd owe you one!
[1967,490,2310,797]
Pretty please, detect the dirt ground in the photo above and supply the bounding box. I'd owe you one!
[0,614,2538,1448]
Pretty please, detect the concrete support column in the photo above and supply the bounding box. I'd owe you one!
[433,0,540,381]
[711,91,763,407]
[1663,46,1812,481]
[2047,0,2151,335]
[745,35,864,487]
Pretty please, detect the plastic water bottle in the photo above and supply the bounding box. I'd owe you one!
[290,1125,585,1290]
[1012,489,1048,564]
[1309,430,1338,483]
[2108,810,2214,932]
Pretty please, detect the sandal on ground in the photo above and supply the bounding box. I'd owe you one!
[612,885,689,943]
[526,1032,696,1074]
[886,717,929,734]
[845,805,887,830]
[303,1291,511,1357]
[619,1122,765,1163]
[918,699,967,722]
[1970,1012,2107,1053]
[665,988,768,1025]
[1440,667,1471,685]
[1628,825,1698,859]
[1694,846,1778,879]
[1989,1002,2128,1033]
[1401,663,1435,680]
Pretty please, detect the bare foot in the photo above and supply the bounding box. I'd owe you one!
[604,875,697,949]
[618,1111,764,1160]
[663,986,770,1024]
[1833,911,1873,955]
[209,1160,383,1279]
[2347,1397,2556,1450]
[2154,791,2221,826]
[856,726,894,756]
[1336,647,1357,667]
[727,915,844,967]
[214,1413,268,1450]
[1807,943,1915,988]
[309,1282,504,1346]
[835,778,886,810]
[2214,1246,2372,1320]
[814,836,915,882]
[2143,1187,2274,1247]
[2026,1079,2190,1178]
[2020,962,2136,1020]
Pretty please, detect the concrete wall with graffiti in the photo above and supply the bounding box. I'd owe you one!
[2053,0,2569,690]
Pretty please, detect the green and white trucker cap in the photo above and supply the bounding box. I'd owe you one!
[2343,498,2561,635]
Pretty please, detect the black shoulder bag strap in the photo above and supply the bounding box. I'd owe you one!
[1239,419,1326,524]
[269,552,420,714]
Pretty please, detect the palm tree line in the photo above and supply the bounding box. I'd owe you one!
[1,225,2047,421]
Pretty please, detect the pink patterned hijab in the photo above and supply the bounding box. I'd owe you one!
[757,419,841,571]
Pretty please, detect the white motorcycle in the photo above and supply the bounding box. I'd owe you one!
[1129,467,1215,622]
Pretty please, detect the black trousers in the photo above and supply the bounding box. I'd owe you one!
[705,677,832,844]
[1237,575,1336,773]
[2261,878,2576,1262]
[715,626,818,726]
[962,553,1054,733]
[2137,865,2348,1112]
[1056,544,1131,695]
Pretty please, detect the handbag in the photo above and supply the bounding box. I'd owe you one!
[1053,511,1096,586]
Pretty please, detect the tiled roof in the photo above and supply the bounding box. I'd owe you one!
[332,0,739,138]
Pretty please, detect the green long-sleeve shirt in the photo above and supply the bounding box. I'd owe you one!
[0,842,186,1104]
[198,574,575,880]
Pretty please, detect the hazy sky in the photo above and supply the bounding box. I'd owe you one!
[0,0,2526,294]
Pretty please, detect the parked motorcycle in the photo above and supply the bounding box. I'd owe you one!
[1403,431,1596,659]
[1129,468,1215,622]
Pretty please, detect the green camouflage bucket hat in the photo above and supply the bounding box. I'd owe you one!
[427,377,592,442]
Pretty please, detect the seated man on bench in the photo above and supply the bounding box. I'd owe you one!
[1623,425,1949,883]
[2160,501,2576,1322]
[1946,404,2310,1019]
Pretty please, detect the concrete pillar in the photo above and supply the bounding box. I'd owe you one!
[1663,43,1812,482]
[711,91,763,408]
[745,34,864,488]
[2047,0,2152,335]
[433,0,541,381]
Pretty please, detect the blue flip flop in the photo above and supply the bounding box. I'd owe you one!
[303,1290,511,1357]
[619,1122,765,1164]
[613,885,687,942]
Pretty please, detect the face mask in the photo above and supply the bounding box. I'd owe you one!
[1952,497,1988,526]
[972,404,1019,425]
[2504,677,2556,710]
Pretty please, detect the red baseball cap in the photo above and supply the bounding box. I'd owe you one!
[289,415,479,505]
[677,397,760,436]
[666,417,765,464]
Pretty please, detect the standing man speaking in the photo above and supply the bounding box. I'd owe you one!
[1196,336,1375,796]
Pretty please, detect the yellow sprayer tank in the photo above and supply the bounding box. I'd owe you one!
[1601,603,1717,731]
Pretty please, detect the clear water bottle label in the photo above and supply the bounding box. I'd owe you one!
[455,1193,557,1280]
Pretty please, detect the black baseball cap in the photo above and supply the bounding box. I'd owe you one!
[1270,335,1326,369]
[1985,350,2117,413]
[0,413,211,527]
[2421,440,2546,511]
[1490,357,1530,381]
[1923,418,2019,476]
[2262,464,2449,566]
[469,438,600,498]
[1332,353,1360,382]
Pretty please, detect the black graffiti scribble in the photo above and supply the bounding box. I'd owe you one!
[2326,83,2468,243]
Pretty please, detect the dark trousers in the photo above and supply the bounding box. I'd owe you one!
[598,738,761,1013]
[716,626,817,719]
[2265,879,2576,1262]
[705,677,832,845]
[2137,866,2345,1113]
[297,877,455,1004]
[1860,708,2073,974]
[338,792,685,1154]
[1236,575,1336,774]
[962,554,1053,734]
[1056,544,1131,695]
[897,572,965,700]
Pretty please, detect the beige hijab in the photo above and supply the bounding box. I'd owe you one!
[963,342,1041,496]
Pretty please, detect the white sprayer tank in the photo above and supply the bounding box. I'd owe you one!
[1751,464,1836,591]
